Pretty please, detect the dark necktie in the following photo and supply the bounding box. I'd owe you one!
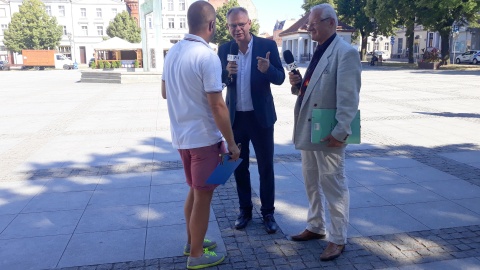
[299,45,322,96]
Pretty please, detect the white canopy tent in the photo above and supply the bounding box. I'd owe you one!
[93,37,141,50]
[92,37,143,68]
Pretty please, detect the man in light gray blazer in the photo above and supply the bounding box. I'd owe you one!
[288,3,361,262]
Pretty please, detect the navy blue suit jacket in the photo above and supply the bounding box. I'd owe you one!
[218,35,285,128]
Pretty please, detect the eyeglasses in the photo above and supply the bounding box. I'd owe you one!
[306,17,331,28]
[228,21,249,29]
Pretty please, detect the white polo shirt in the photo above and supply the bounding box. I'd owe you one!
[162,34,224,149]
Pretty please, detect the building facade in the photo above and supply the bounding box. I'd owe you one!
[0,0,127,64]
[365,25,441,60]
[279,12,355,63]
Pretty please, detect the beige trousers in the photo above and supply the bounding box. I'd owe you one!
[301,148,349,245]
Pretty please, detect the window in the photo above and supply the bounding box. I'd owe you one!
[179,0,185,11]
[112,8,117,17]
[428,33,433,47]
[179,17,186,29]
[1,24,7,35]
[96,8,102,18]
[397,38,403,54]
[81,25,88,36]
[384,43,389,51]
[45,6,51,16]
[58,6,65,17]
[148,17,153,29]
[97,26,103,36]
[80,8,86,17]
[168,18,174,29]
[0,46,6,51]
[374,43,379,51]
[63,26,67,35]
[58,46,70,53]
[167,0,174,11]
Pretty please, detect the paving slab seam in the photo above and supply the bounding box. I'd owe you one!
[11,145,480,187]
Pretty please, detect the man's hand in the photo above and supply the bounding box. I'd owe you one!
[321,134,344,147]
[226,61,238,77]
[256,52,270,73]
[227,143,241,161]
[289,71,302,95]
[289,71,302,85]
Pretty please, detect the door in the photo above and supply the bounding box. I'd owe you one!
[80,46,86,64]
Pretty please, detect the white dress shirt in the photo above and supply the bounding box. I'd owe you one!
[235,37,254,111]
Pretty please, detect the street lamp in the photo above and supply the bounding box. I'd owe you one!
[67,32,77,68]
[370,18,378,42]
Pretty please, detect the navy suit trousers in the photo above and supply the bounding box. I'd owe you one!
[233,111,275,216]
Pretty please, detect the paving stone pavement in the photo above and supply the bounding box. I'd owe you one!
[1,65,480,270]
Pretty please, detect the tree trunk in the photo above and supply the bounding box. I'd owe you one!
[360,31,368,61]
[406,20,415,64]
[440,30,450,65]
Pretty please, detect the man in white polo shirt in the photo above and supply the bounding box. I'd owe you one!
[161,2,240,269]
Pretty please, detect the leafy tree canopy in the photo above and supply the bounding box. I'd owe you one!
[416,0,480,63]
[366,0,418,63]
[302,0,335,12]
[106,11,141,43]
[3,0,63,53]
[213,0,260,45]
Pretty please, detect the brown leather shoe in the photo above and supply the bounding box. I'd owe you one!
[290,229,325,241]
[320,242,345,261]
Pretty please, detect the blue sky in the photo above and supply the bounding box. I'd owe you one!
[251,0,305,34]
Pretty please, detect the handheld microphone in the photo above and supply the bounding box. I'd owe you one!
[227,42,239,83]
[283,50,302,94]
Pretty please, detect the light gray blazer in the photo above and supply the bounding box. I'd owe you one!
[293,35,361,151]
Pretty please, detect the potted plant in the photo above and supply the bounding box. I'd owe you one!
[418,47,442,69]
[103,61,113,71]
[98,60,105,69]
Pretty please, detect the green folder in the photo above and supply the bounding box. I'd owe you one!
[311,109,361,144]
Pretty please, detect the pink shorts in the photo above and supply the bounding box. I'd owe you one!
[178,141,226,191]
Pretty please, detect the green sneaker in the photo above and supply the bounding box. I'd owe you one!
[187,250,225,269]
[183,239,217,256]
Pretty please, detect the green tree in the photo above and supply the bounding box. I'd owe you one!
[366,0,417,63]
[213,0,260,45]
[106,11,141,43]
[416,0,480,64]
[335,0,375,60]
[3,0,63,53]
[302,0,372,60]
[302,0,335,11]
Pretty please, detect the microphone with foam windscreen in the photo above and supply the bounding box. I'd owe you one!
[227,42,239,83]
[283,50,302,94]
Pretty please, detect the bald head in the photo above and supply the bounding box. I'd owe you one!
[187,1,216,34]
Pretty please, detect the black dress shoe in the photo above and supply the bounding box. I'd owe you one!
[235,212,252,230]
[262,214,278,234]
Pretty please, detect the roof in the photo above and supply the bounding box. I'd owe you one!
[93,37,141,50]
[279,12,356,37]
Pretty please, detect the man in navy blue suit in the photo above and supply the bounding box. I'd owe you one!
[218,7,285,234]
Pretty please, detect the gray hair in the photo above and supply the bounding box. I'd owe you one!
[226,7,249,19]
[311,3,338,27]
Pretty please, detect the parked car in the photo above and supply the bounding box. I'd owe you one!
[0,60,10,71]
[472,52,480,65]
[455,50,480,64]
